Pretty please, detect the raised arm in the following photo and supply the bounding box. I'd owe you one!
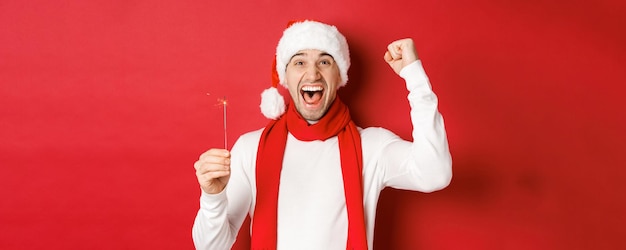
[380,38,453,192]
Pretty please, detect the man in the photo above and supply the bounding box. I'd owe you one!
[192,20,452,250]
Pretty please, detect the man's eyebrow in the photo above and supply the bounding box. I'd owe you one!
[320,52,333,58]
[290,52,306,59]
[290,52,335,60]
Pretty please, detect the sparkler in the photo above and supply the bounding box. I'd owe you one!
[207,93,228,149]
[218,96,228,149]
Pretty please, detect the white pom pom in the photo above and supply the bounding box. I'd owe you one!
[260,87,286,120]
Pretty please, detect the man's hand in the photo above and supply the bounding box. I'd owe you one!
[194,149,231,194]
[384,38,419,75]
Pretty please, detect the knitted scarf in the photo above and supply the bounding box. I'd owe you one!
[251,97,368,249]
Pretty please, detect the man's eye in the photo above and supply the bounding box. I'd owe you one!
[320,60,331,65]
[294,61,304,66]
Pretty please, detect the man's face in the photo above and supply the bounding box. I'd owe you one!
[285,49,342,121]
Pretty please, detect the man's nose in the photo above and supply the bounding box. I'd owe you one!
[303,64,321,81]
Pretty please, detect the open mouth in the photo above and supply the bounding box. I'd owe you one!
[300,85,324,105]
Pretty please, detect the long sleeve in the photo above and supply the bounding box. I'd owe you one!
[191,190,236,249]
[192,133,256,250]
[379,60,452,192]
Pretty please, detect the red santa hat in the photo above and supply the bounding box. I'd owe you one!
[260,20,351,119]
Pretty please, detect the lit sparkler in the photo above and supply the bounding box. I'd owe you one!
[207,93,228,149]
[218,96,228,149]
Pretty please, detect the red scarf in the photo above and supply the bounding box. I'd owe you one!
[251,98,368,250]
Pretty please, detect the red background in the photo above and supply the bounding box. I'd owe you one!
[1,0,625,249]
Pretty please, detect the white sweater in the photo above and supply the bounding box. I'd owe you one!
[192,61,452,250]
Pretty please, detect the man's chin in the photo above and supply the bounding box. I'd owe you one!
[301,113,323,122]
[294,100,316,114]
[298,108,325,121]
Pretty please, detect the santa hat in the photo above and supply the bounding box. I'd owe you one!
[260,20,351,119]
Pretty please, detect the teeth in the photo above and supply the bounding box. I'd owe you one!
[301,86,323,91]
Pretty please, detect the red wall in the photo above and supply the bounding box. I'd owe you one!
[1,0,625,249]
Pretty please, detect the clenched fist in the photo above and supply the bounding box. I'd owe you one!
[384,38,419,75]
[194,149,231,194]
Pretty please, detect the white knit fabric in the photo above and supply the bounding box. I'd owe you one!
[193,61,452,250]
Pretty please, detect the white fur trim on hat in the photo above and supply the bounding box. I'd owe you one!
[260,87,286,119]
[275,20,350,87]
